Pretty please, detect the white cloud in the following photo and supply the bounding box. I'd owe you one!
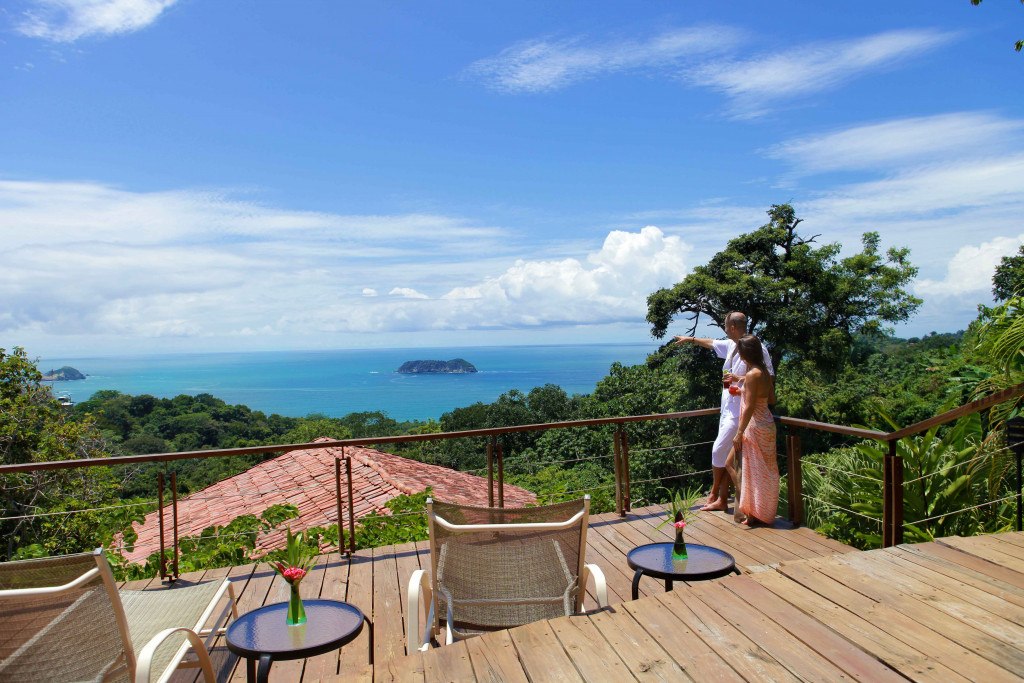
[765,112,1024,175]
[287,227,690,334]
[915,236,1023,297]
[16,0,178,42]
[389,287,429,299]
[435,226,690,327]
[0,178,691,346]
[0,180,506,250]
[0,179,512,340]
[466,26,740,93]
[803,154,1024,222]
[689,29,956,116]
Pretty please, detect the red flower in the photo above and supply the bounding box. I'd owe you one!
[673,520,686,529]
[282,566,307,583]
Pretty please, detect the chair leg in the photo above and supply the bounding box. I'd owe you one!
[406,569,433,652]
[581,563,608,610]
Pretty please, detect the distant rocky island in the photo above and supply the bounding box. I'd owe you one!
[396,358,477,374]
[41,366,86,381]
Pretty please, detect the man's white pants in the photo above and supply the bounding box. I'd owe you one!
[711,414,739,468]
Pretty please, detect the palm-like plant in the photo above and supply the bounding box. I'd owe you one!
[802,411,1013,549]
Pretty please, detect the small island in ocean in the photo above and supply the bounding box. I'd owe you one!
[41,366,86,381]
[397,358,477,374]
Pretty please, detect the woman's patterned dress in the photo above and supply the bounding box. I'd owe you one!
[738,395,778,524]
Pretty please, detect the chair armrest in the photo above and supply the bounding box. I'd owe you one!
[582,563,608,609]
[406,569,433,653]
[135,626,215,683]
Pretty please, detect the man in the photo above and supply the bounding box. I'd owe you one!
[673,311,773,512]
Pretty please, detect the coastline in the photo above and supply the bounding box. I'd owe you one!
[40,343,657,421]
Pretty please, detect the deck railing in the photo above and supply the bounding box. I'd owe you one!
[2,384,1023,578]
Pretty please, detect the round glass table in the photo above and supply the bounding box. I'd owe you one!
[626,543,739,599]
[226,599,366,683]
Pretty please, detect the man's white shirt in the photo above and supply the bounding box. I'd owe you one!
[712,339,774,421]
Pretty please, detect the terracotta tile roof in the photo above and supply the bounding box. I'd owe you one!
[124,438,536,563]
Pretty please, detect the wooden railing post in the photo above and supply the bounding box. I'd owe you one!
[883,440,903,547]
[486,436,495,507]
[157,471,166,581]
[882,442,892,548]
[497,441,505,508]
[345,452,356,554]
[892,451,904,546]
[620,429,631,513]
[613,427,624,517]
[170,471,179,580]
[786,431,803,527]
[1009,417,1024,533]
[335,456,345,553]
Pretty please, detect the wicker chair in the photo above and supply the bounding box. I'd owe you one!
[0,549,237,683]
[406,495,607,652]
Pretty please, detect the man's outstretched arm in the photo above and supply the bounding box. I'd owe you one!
[672,335,715,351]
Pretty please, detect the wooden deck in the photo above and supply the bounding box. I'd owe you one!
[146,505,853,682]
[146,512,1024,682]
[138,514,1024,682]
[398,530,1024,682]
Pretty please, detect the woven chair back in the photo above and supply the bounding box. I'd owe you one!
[0,552,129,682]
[428,498,588,632]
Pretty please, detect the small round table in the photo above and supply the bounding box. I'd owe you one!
[226,599,366,683]
[626,543,739,600]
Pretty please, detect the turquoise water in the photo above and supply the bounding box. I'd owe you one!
[40,344,656,421]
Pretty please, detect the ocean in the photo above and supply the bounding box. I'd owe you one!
[39,344,657,421]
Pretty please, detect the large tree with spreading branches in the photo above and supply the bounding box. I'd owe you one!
[646,204,922,372]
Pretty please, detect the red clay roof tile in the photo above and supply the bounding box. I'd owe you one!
[124,439,535,562]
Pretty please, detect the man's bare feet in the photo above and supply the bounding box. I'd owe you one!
[700,501,727,511]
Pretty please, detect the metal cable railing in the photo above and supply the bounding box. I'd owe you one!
[901,444,1013,486]
[0,499,158,522]
[628,469,713,487]
[800,494,884,526]
[903,493,1019,527]
[5,383,1024,578]
[627,439,715,455]
[802,460,879,482]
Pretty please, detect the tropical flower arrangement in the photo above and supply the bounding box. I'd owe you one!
[271,527,317,625]
[656,487,702,559]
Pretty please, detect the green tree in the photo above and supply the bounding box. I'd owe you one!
[0,347,128,559]
[282,414,353,443]
[646,204,921,372]
[992,244,1024,301]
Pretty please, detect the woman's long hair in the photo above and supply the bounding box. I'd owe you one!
[736,334,768,375]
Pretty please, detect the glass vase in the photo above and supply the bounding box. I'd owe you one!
[287,582,307,626]
[672,511,688,560]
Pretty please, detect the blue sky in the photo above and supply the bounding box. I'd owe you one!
[2,1,1022,356]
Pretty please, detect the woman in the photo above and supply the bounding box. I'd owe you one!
[731,334,778,526]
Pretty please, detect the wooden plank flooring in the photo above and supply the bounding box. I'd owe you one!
[152,505,850,682]
[404,531,1024,682]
